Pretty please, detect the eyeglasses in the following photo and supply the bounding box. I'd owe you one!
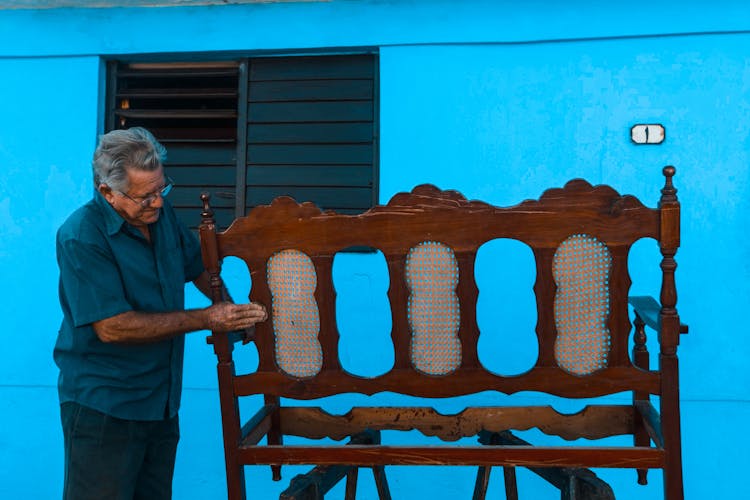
[117,177,174,208]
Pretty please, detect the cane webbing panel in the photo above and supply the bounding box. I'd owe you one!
[405,241,462,375]
[267,249,323,378]
[552,234,612,375]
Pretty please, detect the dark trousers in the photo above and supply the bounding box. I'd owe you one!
[60,402,179,500]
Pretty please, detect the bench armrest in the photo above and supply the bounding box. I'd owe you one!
[628,295,688,334]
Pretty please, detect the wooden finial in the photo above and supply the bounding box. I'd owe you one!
[201,192,211,212]
[661,166,677,203]
[200,192,218,230]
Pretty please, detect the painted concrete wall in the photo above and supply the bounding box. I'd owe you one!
[1,1,748,498]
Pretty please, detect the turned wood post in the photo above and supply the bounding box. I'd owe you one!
[658,167,684,500]
[200,193,247,500]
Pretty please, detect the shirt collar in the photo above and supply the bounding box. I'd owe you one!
[94,189,128,236]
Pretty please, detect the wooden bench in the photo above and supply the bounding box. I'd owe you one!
[198,166,687,499]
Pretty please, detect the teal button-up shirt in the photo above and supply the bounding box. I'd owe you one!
[54,191,204,420]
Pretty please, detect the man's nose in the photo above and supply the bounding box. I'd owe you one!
[150,192,165,208]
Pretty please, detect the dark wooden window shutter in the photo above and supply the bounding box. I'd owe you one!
[246,54,378,214]
[107,60,242,230]
[105,54,378,230]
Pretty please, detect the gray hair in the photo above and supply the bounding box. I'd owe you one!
[92,127,167,191]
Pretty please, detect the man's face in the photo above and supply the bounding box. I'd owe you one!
[101,166,166,229]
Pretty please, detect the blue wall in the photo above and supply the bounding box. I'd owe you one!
[1,1,748,498]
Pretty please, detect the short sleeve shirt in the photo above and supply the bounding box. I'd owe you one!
[53,191,204,420]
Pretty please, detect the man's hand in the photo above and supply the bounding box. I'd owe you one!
[206,302,268,333]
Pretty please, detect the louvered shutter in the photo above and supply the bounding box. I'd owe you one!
[107,60,242,230]
[246,54,378,214]
[106,54,378,230]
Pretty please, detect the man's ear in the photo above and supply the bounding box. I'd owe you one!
[98,183,115,204]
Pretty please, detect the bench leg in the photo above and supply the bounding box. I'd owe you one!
[661,355,685,500]
[226,463,247,500]
[372,466,392,500]
[344,468,358,500]
[503,467,519,500]
[472,466,517,500]
[217,361,247,500]
[472,466,491,500]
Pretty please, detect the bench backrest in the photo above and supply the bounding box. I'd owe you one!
[199,168,680,402]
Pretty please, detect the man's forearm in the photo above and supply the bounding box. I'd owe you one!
[93,309,209,344]
[92,301,267,344]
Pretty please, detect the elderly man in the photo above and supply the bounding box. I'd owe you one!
[54,127,266,500]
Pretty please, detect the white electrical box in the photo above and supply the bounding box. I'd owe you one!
[631,124,665,144]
